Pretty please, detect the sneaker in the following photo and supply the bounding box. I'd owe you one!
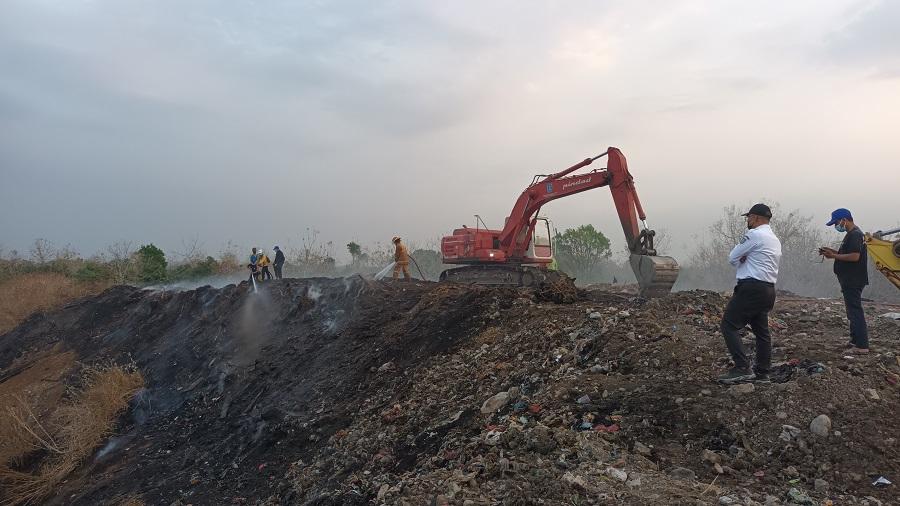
[751,373,771,383]
[717,368,754,384]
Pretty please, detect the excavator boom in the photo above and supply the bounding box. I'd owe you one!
[440,147,679,297]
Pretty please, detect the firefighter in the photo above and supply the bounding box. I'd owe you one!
[257,248,273,280]
[392,236,411,280]
[248,247,260,283]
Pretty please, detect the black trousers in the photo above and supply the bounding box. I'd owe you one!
[720,279,776,374]
[840,284,869,348]
[274,264,283,279]
[261,266,273,280]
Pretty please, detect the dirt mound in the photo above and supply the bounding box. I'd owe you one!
[0,279,898,505]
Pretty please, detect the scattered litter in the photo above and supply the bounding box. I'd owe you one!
[4,275,898,504]
[786,487,813,505]
[872,476,892,487]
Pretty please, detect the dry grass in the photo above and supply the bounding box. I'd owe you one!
[0,364,144,506]
[0,350,76,474]
[0,273,109,335]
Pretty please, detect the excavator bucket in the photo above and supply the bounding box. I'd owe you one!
[630,254,680,298]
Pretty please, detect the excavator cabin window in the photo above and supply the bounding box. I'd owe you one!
[532,218,552,259]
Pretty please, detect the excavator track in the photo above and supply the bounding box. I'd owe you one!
[439,265,569,287]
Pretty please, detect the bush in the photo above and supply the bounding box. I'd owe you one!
[73,262,110,282]
[136,244,167,283]
[168,256,219,281]
[409,249,445,280]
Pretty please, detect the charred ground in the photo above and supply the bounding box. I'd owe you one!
[0,278,898,505]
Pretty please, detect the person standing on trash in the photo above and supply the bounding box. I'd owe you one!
[257,248,273,280]
[392,236,411,280]
[248,247,260,283]
[718,203,783,384]
[819,208,869,353]
[273,245,285,280]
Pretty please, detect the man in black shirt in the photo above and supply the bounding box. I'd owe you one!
[273,245,286,280]
[820,208,869,353]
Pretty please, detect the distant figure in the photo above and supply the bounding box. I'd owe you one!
[819,208,869,353]
[718,204,782,385]
[273,245,285,279]
[248,247,260,283]
[257,248,273,280]
[392,236,411,280]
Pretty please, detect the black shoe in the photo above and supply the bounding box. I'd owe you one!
[751,373,771,383]
[718,368,754,384]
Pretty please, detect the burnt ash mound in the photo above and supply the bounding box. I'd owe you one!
[0,278,496,504]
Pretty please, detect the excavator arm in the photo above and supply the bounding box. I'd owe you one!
[499,149,656,256]
[440,147,679,297]
[496,148,679,296]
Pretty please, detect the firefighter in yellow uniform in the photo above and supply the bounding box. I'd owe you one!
[257,248,273,280]
[392,236,411,280]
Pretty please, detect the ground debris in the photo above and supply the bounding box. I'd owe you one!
[0,279,898,505]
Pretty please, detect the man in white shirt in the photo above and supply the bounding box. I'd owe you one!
[718,203,783,384]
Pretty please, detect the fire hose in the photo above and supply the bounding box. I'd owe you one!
[407,254,427,281]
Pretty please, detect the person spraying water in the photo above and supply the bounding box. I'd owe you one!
[392,236,412,280]
[374,236,426,281]
[247,248,260,293]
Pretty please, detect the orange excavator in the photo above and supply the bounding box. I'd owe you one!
[439,147,679,297]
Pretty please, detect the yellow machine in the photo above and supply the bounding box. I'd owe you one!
[866,227,900,290]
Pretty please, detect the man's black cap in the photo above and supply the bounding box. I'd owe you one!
[741,203,772,218]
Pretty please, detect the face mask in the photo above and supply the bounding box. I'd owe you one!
[835,223,846,233]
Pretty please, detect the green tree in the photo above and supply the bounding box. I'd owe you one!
[137,244,167,283]
[553,224,611,281]
[347,242,364,266]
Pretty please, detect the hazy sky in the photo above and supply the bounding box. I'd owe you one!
[1,0,898,262]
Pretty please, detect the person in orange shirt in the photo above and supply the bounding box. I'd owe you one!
[392,236,411,280]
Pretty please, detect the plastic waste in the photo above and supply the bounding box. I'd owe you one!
[873,476,892,487]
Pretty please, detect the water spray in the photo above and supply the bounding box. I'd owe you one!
[374,261,396,281]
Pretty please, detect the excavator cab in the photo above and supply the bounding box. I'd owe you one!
[529,217,553,260]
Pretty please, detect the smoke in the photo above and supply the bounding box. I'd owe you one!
[233,285,274,365]
[145,273,248,292]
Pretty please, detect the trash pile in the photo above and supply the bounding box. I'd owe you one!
[0,278,897,505]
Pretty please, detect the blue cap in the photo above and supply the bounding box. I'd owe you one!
[826,208,852,226]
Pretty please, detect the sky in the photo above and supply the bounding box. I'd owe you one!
[1,0,898,263]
